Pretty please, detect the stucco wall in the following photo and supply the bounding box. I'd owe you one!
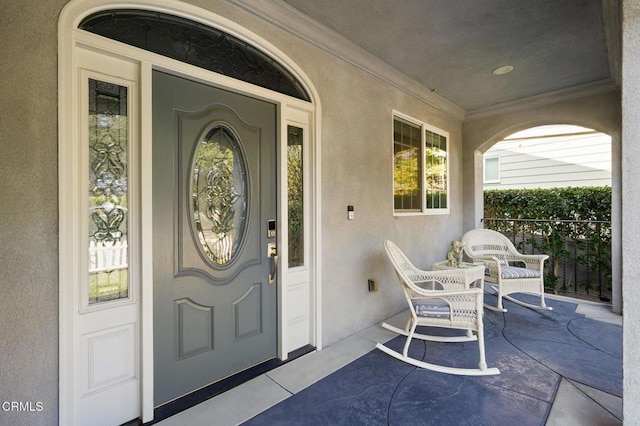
[214,1,467,346]
[622,0,640,422]
[157,0,468,346]
[1,1,466,424]
[314,67,464,343]
[461,90,622,314]
[0,1,66,425]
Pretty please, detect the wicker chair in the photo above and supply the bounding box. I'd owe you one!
[461,228,551,312]
[376,240,499,376]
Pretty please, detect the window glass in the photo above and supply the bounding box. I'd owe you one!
[425,129,447,209]
[79,10,310,102]
[393,119,422,212]
[191,125,248,266]
[484,156,500,183]
[287,125,304,267]
[88,79,129,304]
[393,115,449,214]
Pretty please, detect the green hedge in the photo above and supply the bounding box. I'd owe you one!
[483,187,611,297]
[484,187,611,221]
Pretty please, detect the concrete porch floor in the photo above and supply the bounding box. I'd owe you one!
[156,295,622,426]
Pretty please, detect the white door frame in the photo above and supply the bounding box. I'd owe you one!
[58,1,322,423]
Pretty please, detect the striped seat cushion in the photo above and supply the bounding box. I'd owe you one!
[485,265,541,279]
[413,298,451,319]
[493,265,541,279]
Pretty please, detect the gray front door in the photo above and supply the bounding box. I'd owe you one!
[152,71,277,405]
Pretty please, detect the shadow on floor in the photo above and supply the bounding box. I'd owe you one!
[244,294,622,426]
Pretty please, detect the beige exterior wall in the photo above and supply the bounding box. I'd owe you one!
[1,1,465,424]
[0,1,67,425]
[206,0,466,347]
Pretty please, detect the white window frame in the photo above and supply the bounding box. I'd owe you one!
[392,111,450,216]
[483,155,501,183]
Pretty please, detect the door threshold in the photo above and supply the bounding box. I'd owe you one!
[145,345,315,425]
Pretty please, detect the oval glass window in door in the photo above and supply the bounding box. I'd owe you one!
[191,125,248,266]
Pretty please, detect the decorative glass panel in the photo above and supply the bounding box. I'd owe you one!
[88,79,129,304]
[192,125,248,266]
[79,10,310,102]
[287,126,304,267]
[425,129,448,209]
[393,119,422,211]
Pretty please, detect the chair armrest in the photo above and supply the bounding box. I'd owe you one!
[408,286,483,299]
[474,252,547,273]
[518,253,548,259]
[413,277,468,291]
[411,265,484,290]
[510,253,548,271]
[470,255,501,264]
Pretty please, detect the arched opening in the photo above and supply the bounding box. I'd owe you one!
[479,124,613,303]
[462,96,622,317]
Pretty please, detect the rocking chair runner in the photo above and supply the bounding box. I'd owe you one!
[461,228,552,312]
[377,240,499,376]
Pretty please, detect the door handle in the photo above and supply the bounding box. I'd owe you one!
[268,243,278,284]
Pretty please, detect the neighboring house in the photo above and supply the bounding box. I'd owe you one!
[483,125,612,190]
[5,1,640,426]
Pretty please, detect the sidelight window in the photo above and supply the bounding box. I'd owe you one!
[287,125,304,267]
[88,79,130,304]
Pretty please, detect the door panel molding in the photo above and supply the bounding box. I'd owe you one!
[233,283,263,340]
[175,298,214,360]
[82,324,136,395]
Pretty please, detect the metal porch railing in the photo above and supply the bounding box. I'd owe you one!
[482,218,612,302]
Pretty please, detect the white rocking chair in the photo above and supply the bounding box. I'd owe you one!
[376,240,499,376]
[462,228,552,312]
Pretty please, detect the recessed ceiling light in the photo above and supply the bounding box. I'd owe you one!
[492,65,514,75]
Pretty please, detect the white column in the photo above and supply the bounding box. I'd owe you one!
[622,0,640,422]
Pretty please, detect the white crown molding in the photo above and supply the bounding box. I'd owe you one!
[229,0,620,124]
[229,0,466,121]
[464,79,619,122]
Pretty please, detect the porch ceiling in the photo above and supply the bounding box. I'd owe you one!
[282,0,619,113]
